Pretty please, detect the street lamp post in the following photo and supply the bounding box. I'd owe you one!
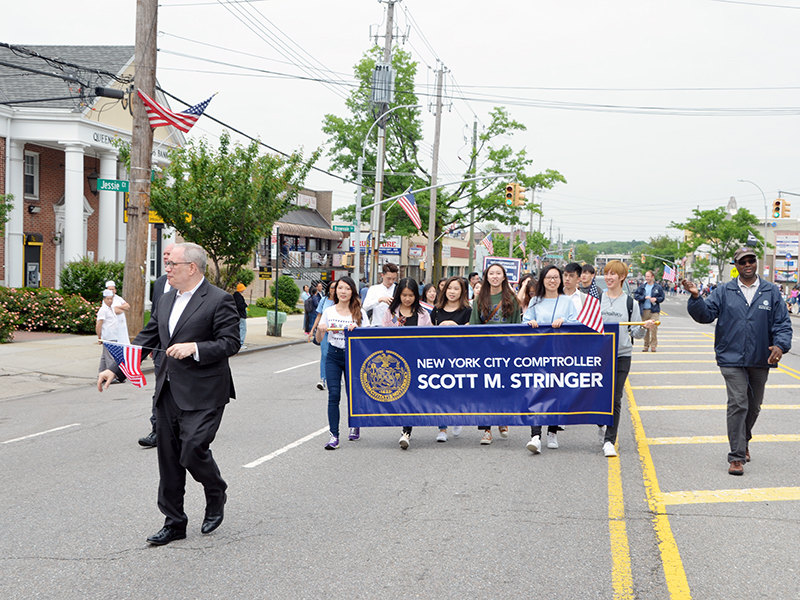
[353,104,421,288]
[737,180,768,279]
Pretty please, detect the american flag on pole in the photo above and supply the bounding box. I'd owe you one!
[105,342,147,388]
[136,90,213,133]
[397,188,423,230]
[663,264,676,282]
[517,238,526,252]
[481,233,494,254]
[577,277,604,333]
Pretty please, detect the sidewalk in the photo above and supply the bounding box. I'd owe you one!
[0,314,309,400]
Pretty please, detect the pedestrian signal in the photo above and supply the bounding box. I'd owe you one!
[772,199,783,219]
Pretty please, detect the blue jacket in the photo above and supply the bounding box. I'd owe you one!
[634,282,665,313]
[687,278,792,368]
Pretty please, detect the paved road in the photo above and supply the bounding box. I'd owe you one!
[1,294,799,599]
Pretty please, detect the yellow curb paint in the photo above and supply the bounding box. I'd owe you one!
[631,384,800,390]
[648,433,800,445]
[658,486,800,506]
[626,380,691,598]
[608,451,634,599]
[637,404,800,412]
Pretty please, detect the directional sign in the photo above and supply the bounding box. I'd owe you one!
[332,224,355,232]
[97,178,129,193]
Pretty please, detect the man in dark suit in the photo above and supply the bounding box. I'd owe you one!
[138,242,175,448]
[99,242,240,545]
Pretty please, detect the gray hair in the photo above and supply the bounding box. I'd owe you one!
[176,242,207,272]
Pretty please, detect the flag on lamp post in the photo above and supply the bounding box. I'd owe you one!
[397,188,423,230]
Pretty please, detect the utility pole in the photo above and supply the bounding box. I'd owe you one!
[126,0,158,338]
[467,117,477,273]
[369,0,397,284]
[426,62,446,282]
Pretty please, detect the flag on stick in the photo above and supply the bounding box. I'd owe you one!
[663,264,676,282]
[136,90,213,133]
[105,342,147,388]
[397,188,423,230]
[577,277,604,333]
[481,233,494,255]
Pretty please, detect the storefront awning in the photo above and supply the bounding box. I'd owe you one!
[276,222,343,241]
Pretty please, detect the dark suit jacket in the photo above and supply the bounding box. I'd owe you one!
[151,274,170,373]
[113,278,240,411]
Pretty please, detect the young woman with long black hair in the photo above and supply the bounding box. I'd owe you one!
[382,278,432,449]
[522,264,579,454]
[316,276,369,450]
[469,264,521,445]
[430,275,473,441]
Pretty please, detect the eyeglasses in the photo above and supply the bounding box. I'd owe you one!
[737,257,756,266]
[544,276,561,281]
[165,261,192,269]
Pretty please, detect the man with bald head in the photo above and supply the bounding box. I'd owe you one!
[101,243,240,545]
[139,242,175,447]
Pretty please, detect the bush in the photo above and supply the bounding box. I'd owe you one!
[269,275,300,308]
[60,258,125,303]
[218,265,255,291]
[0,287,96,340]
[255,296,300,314]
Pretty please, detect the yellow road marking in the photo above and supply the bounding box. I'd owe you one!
[631,384,800,390]
[659,487,800,506]
[637,404,800,411]
[626,381,691,598]
[648,434,800,445]
[608,448,634,599]
[629,371,720,375]
[777,364,800,380]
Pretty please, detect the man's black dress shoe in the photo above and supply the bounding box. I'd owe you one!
[201,495,226,534]
[146,526,186,545]
[138,430,157,448]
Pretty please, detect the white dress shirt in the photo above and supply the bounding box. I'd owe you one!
[168,278,204,360]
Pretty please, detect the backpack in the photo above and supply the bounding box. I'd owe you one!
[626,295,634,345]
[304,295,316,313]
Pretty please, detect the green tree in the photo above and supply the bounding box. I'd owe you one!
[575,243,597,266]
[0,193,13,236]
[691,257,711,280]
[642,235,682,277]
[151,132,318,291]
[322,49,565,279]
[671,207,762,282]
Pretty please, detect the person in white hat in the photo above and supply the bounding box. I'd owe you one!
[105,280,131,345]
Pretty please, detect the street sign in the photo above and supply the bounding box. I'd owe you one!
[332,224,355,232]
[258,266,273,280]
[97,178,129,193]
[786,253,792,260]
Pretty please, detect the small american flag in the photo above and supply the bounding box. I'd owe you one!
[398,188,423,230]
[137,90,213,133]
[663,264,676,282]
[481,233,494,254]
[105,342,147,388]
[578,277,604,333]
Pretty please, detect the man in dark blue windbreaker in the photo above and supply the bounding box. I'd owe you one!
[683,247,792,476]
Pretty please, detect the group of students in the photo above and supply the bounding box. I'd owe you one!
[311,260,654,458]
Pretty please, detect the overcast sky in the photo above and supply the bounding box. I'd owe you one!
[4,0,800,243]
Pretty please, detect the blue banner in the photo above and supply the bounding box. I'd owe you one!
[347,324,618,427]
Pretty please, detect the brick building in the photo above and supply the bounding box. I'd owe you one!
[0,45,181,289]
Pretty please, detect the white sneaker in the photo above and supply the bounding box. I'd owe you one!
[452,426,462,436]
[526,435,541,454]
[316,380,325,391]
[498,426,510,438]
[603,441,617,457]
[480,430,493,445]
[436,429,447,443]
[547,432,559,449]
[399,432,411,449]
[598,425,607,445]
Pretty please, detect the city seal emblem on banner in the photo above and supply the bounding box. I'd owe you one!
[360,350,411,402]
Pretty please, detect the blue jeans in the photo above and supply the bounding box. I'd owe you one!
[325,345,349,437]
[319,333,329,381]
[239,318,247,347]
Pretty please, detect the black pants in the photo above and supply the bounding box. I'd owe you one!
[531,425,559,437]
[603,356,632,445]
[155,382,227,529]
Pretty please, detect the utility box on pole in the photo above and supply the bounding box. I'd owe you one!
[371,63,395,105]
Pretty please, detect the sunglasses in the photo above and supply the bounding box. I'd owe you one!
[736,257,756,266]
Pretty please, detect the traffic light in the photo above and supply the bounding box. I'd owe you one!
[782,199,792,218]
[513,184,527,207]
[505,184,515,206]
[641,254,646,264]
[772,199,783,219]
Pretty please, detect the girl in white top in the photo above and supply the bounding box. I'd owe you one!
[316,276,369,450]
[522,264,579,454]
